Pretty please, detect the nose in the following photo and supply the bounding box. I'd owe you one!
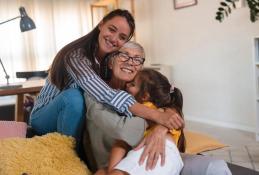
[109,34,118,46]
[125,56,134,65]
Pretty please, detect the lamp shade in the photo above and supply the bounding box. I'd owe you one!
[19,7,36,32]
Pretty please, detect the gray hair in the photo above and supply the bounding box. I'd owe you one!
[119,41,145,58]
[108,41,145,65]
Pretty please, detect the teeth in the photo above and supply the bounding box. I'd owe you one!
[105,39,112,48]
[105,39,116,48]
[121,68,133,73]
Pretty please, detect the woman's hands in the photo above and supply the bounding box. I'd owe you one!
[156,108,184,130]
[134,125,168,170]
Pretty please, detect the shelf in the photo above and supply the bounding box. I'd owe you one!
[254,37,259,141]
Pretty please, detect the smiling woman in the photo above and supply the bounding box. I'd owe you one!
[29,9,136,155]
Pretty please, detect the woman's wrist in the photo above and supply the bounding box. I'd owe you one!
[154,124,169,135]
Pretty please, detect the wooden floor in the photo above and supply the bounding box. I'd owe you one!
[186,120,259,172]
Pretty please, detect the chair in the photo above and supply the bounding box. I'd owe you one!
[15,70,48,123]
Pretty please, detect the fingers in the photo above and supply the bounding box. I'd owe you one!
[146,151,158,170]
[139,141,150,165]
[163,109,185,130]
[160,140,166,166]
[172,115,184,129]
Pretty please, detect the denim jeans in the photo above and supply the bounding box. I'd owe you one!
[30,88,86,140]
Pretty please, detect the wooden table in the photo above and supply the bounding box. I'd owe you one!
[0,84,43,122]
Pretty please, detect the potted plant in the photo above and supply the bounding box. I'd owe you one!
[215,0,259,22]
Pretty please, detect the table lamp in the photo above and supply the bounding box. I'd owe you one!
[0,7,36,89]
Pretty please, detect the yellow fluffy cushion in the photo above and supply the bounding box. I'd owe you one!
[0,133,92,175]
[185,130,227,154]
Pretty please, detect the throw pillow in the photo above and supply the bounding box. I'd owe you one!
[0,121,27,138]
[0,132,92,175]
[185,130,227,154]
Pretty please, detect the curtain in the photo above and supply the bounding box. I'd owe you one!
[0,0,95,84]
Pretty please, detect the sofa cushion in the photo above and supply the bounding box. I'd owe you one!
[0,121,27,138]
[0,132,91,175]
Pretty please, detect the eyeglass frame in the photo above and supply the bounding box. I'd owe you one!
[115,51,145,66]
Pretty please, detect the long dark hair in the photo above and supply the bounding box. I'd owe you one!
[49,9,135,90]
[135,68,186,152]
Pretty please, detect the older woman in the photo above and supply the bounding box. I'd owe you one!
[83,41,232,175]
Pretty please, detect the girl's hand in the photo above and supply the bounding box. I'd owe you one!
[156,108,184,130]
[134,125,168,170]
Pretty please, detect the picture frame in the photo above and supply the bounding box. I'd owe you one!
[174,0,198,9]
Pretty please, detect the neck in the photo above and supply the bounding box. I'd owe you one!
[108,77,126,90]
[96,50,105,62]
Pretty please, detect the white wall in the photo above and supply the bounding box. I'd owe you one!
[134,0,259,132]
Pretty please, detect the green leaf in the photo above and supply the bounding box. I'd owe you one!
[220,2,228,6]
[215,16,222,21]
[228,6,232,13]
[217,11,223,15]
[218,7,224,11]
[225,10,229,16]
[232,2,236,8]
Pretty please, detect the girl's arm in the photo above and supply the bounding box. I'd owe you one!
[108,140,131,172]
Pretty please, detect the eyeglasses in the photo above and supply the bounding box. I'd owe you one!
[117,51,145,66]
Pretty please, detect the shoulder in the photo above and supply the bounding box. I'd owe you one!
[66,48,91,65]
[143,102,157,109]
[67,48,85,59]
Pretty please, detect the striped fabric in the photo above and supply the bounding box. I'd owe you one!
[32,49,136,117]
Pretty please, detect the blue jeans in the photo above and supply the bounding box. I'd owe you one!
[30,88,86,140]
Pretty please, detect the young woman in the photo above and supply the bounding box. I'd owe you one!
[30,9,136,140]
[30,9,183,168]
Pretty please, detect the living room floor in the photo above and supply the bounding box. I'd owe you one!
[186,120,259,172]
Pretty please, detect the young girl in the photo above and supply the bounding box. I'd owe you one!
[105,68,186,175]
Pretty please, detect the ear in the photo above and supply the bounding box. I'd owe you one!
[108,58,113,69]
[142,92,150,102]
[98,21,104,30]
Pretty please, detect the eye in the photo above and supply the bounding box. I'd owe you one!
[119,34,128,42]
[119,52,129,60]
[108,27,116,33]
[133,57,145,65]
[133,57,143,62]
[128,82,135,87]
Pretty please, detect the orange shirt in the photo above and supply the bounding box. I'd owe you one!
[143,102,181,145]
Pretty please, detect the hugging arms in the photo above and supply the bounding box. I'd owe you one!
[84,41,185,175]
